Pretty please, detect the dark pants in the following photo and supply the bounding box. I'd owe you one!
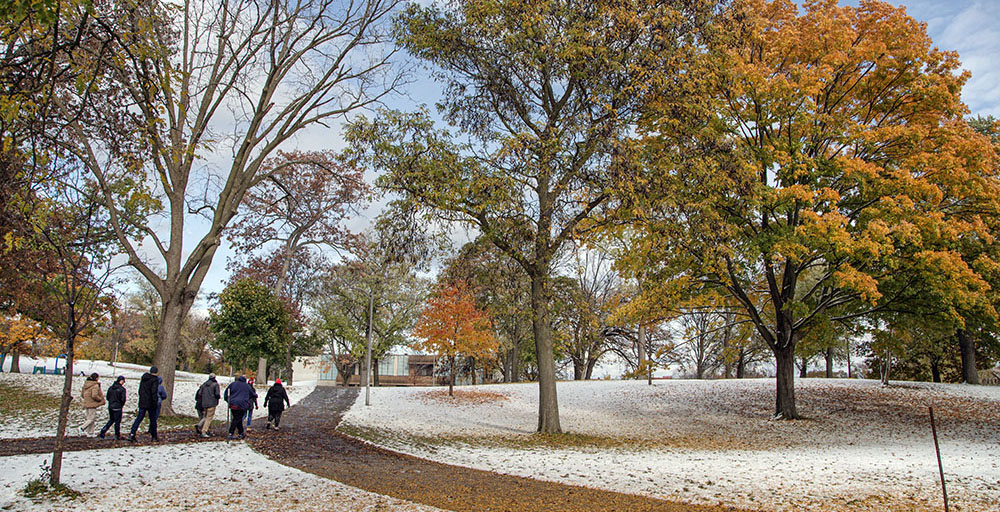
[129,407,158,440]
[229,408,246,437]
[100,408,122,438]
[267,408,284,427]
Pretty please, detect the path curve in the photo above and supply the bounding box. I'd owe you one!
[248,386,753,512]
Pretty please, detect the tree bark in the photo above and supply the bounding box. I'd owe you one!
[736,350,746,379]
[825,347,833,378]
[256,357,267,386]
[957,329,980,384]
[152,295,192,416]
[930,358,941,383]
[51,323,77,485]
[285,343,294,385]
[637,323,646,380]
[774,342,799,419]
[798,356,808,378]
[10,351,19,373]
[572,361,584,380]
[584,356,597,380]
[530,274,561,433]
[448,354,455,397]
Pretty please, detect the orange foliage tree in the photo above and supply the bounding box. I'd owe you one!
[413,281,499,396]
[618,0,1000,419]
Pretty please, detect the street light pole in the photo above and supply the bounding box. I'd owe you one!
[365,288,374,406]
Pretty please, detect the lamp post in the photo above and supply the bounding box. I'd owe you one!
[365,288,373,406]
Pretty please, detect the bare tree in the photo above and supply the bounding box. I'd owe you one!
[59,0,405,413]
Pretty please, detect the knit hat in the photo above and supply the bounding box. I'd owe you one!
[117,375,125,382]
[275,378,281,385]
[209,373,216,379]
[149,366,158,374]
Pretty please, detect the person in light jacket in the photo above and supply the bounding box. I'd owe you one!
[77,373,106,436]
[99,376,126,439]
[195,373,221,438]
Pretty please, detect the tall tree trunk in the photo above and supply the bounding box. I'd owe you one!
[530,273,560,433]
[51,320,77,486]
[153,295,191,416]
[930,357,941,383]
[10,351,19,373]
[284,342,294,385]
[957,329,980,384]
[798,356,808,378]
[448,354,455,397]
[256,357,267,385]
[845,339,852,378]
[881,346,891,386]
[774,340,799,419]
[373,357,380,386]
[637,323,646,380]
[572,361,584,380]
[825,347,833,378]
[736,350,746,379]
[585,356,598,380]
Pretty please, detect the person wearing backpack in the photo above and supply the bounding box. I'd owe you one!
[195,373,221,438]
[99,375,126,440]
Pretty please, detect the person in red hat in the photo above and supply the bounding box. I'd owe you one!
[263,378,290,430]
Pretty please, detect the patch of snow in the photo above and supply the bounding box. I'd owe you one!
[342,378,1000,511]
[0,442,444,511]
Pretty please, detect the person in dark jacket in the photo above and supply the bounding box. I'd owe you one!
[128,366,160,442]
[245,377,258,429]
[263,378,291,430]
[195,373,221,437]
[224,375,254,439]
[99,376,127,439]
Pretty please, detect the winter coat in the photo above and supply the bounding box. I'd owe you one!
[224,377,254,410]
[196,377,221,409]
[137,372,159,410]
[80,379,106,409]
[106,382,126,411]
[263,383,290,412]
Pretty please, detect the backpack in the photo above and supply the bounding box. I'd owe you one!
[195,385,204,410]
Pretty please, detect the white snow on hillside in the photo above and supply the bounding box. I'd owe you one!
[0,358,315,439]
[342,378,1000,512]
[0,441,444,512]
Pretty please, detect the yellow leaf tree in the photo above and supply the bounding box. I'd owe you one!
[413,281,499,396]
[620,0,1000,419]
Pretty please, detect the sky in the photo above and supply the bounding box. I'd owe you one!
[170,0,1000,313]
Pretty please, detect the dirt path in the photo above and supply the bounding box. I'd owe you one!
[0,421,227,456]
[248,386,754,512]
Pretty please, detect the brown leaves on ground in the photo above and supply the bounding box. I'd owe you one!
[418,389,509,406]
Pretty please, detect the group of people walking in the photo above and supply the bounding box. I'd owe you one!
[77,367,291,443]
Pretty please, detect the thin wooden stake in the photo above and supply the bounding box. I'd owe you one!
[929,406,949,512]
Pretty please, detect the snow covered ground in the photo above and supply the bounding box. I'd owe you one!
[0,442,444,511]
[0,358,315,439]
[342,378,1000,512]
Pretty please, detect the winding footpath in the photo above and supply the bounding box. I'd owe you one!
[1,387,753,512]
